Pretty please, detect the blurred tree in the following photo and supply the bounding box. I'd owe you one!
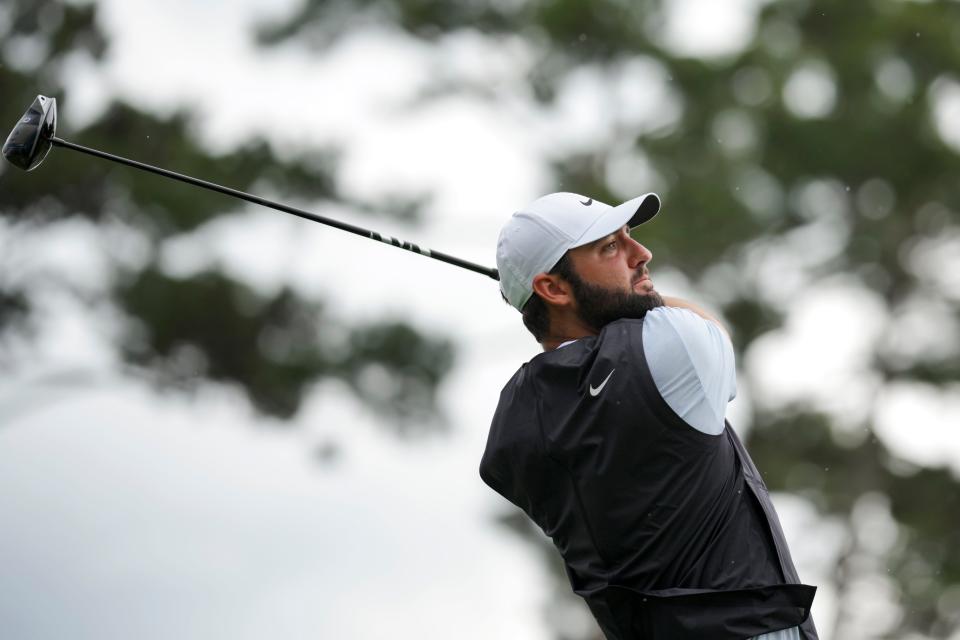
[0,0,453,431]
[258,0,960,637]
[5,0,960,637]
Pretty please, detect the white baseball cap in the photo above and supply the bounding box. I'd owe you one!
[496,192,661,310]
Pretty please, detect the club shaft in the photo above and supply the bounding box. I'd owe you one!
[49,136,499,280]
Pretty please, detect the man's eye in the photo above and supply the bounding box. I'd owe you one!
[605,241,617,251]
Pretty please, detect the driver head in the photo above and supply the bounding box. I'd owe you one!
[3,95,57,171]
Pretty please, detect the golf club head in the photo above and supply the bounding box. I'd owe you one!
[3,95,57,171]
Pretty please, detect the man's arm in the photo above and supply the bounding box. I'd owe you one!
[660,296,729,336]
[642,300,738,434]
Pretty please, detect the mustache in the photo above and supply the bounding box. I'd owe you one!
[631,267,650,285]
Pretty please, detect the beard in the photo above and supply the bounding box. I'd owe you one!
[566,268,664,332]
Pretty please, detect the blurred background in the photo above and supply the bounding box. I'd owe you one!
[1,0,959,638]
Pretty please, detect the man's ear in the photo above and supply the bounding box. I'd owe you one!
[531,272,574,307]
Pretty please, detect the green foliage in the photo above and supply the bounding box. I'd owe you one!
[2,102,340,232]
[722,296,784,346]
[4,0,960,636]
[257,0,519,47]
[114,266,454,422]
[749,411,960,636]
[341,321,455,428]
[7,0,107,64]
[0,0,455,433]
[254,0,960,635]
[0,288,31,345]
[115,268,327,419]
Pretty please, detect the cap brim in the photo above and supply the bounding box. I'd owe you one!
[572,193,661,248]
[616,193,661,228]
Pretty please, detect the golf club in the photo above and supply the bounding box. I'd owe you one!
[2,95,500,281]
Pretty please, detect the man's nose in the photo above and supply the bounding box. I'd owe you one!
[626,236,652,268]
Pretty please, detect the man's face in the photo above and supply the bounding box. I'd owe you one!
[564,226,664,331]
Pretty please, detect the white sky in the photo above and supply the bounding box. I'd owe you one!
[2,1,959,639]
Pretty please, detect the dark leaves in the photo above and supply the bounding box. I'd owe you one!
[114,266,453,425]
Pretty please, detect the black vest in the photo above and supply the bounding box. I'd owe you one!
[479,318,818,639]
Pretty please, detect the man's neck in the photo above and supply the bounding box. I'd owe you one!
[541,319,597,351]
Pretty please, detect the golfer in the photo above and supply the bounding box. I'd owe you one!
[479,192,818,639]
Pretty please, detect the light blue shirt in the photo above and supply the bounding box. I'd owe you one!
[642,306,737,435]
[560,307,801,640]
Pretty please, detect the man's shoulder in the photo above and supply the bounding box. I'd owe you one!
[482,362,545,493]
[491,361,537,426]
[642,306,733,359]
[644,305,719,330]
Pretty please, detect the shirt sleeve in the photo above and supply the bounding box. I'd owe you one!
[641,306,737,435]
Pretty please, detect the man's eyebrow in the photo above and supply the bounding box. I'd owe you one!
[592,226,628,247]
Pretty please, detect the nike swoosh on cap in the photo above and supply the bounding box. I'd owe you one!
[580,198,593,206]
